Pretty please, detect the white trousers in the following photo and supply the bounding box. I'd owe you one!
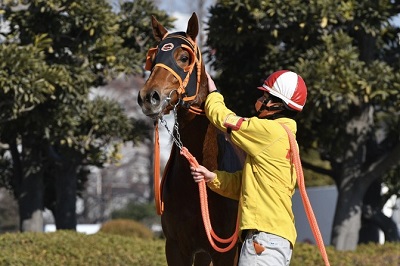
[239,230,293,266]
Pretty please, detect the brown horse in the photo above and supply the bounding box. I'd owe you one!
[137,13,243,266]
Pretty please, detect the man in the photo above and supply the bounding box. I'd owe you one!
[191,70,307,265]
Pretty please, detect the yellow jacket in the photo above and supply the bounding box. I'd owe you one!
[205,92,297,246]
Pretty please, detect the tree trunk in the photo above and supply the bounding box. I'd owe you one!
[359,179,382,244]
[331,142,400,250]
[363,208,400,242]
[330,107,373,250]
[330,170,365,250]
[15,140,45,232]
[54,156,78,230]
[360,178,400,243]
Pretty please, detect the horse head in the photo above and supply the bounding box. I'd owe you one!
[137,12,207,119]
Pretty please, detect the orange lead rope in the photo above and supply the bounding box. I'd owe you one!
[281,123,330,266]
[180,147,239,253]
[154,121,163,215]
[153,123,239,252]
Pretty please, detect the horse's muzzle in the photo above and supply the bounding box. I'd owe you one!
[137,90,169,118]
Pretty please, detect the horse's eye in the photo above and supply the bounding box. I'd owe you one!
[180,55,189,63]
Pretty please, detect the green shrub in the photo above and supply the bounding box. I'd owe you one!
[0,231,398,265]
[0,230,166,266]
[99,219,154,239]
[292,242,400,266]
[112,202,156,221]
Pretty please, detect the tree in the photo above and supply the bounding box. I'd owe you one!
[206,0,400,250]
[0,0,172,232]
[0,41,71,231]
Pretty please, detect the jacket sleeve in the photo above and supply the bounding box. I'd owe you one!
[207,170,243,200]
[205,92,272,157]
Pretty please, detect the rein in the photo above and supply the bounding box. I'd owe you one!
[149,33,238,252]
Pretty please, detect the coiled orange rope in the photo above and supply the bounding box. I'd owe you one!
[281,124,330,266]
[153,122,238,252]
[180,147,239,252]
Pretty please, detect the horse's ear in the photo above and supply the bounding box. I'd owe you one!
[186,12,199,41]
[151,15,168,42]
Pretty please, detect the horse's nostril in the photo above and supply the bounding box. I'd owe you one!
[138,90,161,108]
[150,91,160,105]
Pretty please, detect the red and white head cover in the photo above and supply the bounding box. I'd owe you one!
[257,70,307,111]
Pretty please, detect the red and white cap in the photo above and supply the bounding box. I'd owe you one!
[257,70,307,111]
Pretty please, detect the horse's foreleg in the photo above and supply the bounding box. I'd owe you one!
[165,238,193,266]
[209,246,239,266]
[193,252,212,266]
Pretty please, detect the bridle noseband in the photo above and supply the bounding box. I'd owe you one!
[145,32,204,115]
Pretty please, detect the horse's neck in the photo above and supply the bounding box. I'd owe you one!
[174,78,214,167]
[175,112,219,170]
[177,112,208,146]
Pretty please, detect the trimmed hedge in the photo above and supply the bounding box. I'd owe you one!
[0,231,398,265]
[0,231,166,266]
[292,242,399,266]
[99,219,154,239]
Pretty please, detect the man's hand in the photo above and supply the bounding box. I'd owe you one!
[206,72,218,93]
[190,165,217,183]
